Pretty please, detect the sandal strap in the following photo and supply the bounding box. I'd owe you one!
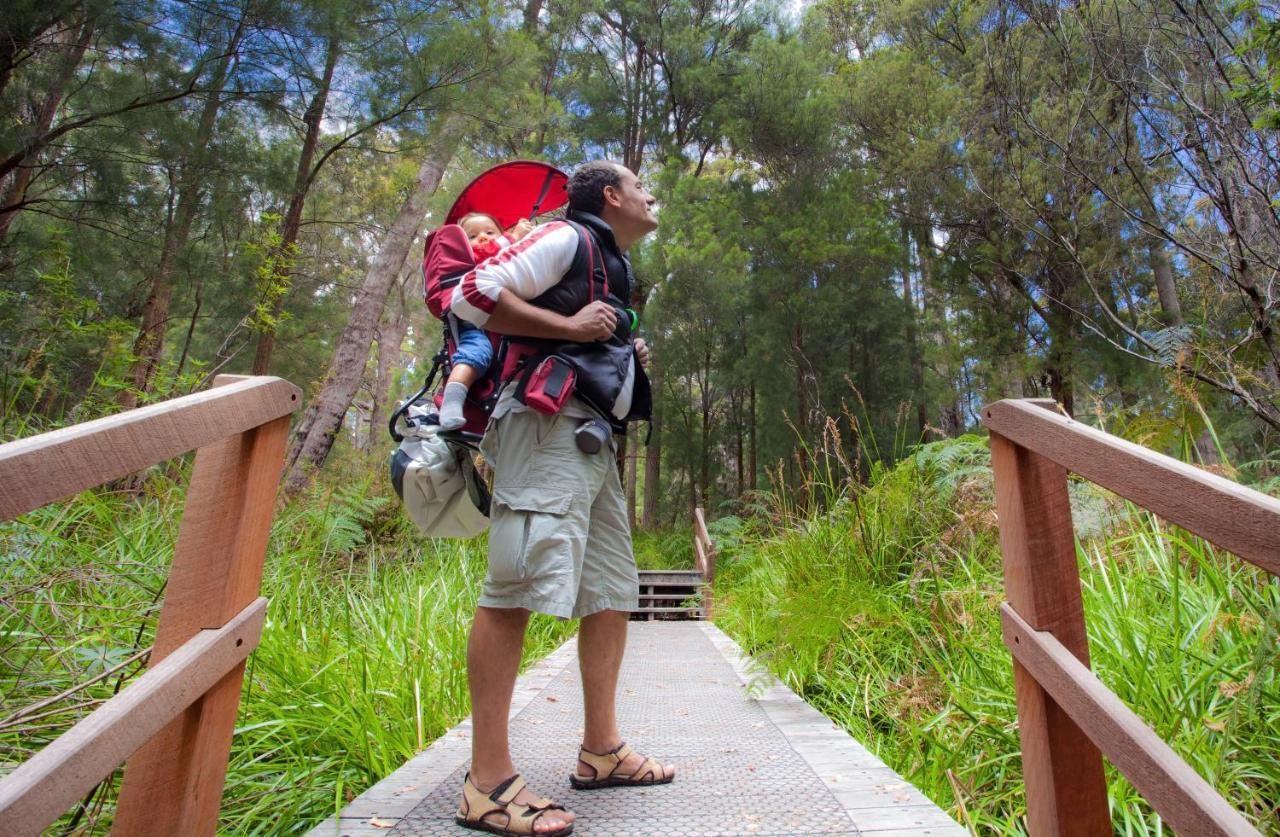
[460,773,566,835]
[492,774,527,806]
[578,741,633,780]
[461,775,507,824]
[627,755,664,782]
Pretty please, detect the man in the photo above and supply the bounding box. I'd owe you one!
[448,161,674,836]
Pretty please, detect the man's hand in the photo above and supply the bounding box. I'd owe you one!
[633,337,650,368]
[566,300,617,342]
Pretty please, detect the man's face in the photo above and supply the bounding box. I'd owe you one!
[605,166,658,236]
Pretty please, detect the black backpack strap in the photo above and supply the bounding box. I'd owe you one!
[564,219,608,302]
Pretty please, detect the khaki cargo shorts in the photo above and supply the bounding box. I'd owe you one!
[478,406,638,619]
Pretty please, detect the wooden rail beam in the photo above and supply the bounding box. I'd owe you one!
[0,599,267,833]
[989,430,1111,835]
[0,376,300,522]
[1000,605,1261,836]
[983,399,1280,575]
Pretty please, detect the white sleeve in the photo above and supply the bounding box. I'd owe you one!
[449,222,579,326]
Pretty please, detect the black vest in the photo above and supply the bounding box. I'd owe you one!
[510,211,652,429]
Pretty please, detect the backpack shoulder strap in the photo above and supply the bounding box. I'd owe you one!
[563,219,607,301]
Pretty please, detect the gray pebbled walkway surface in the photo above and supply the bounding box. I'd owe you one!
[307,621,965,837]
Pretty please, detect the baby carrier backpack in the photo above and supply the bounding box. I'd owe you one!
[384,223,501,538]
[387,160,570,536]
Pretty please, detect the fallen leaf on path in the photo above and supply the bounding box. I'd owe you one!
[546,695,558,702]
[370,817,395,828]
[397,785,418,793]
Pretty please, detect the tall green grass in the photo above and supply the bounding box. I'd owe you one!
[0,474,574,834]
[713,434,1279,834]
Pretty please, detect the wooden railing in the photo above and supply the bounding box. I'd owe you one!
[983,398,1275,836]
[693,507,717,617]
[0,375,300,836]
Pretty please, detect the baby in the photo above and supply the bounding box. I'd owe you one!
[438,212,533,431]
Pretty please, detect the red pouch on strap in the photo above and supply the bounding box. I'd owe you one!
[516,355,576,415]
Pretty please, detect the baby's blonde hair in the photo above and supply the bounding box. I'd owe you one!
[457,212,501,230]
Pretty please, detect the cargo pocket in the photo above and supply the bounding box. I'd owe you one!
[487,484,574,583]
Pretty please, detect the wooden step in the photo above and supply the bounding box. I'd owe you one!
[630,608,704,616]
[637,571,703,584]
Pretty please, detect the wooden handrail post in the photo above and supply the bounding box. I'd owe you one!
[989,431,1110,835]
[112,382,291,836]
[693,508,716,618]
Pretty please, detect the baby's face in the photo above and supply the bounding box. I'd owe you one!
[461,216,502,247]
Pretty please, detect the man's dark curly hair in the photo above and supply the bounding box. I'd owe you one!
[566,160,624,214]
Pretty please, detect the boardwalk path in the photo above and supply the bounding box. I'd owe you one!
[308,622,965,836]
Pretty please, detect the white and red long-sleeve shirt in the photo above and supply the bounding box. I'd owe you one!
[448,220,635,421]
[449,221,581,327]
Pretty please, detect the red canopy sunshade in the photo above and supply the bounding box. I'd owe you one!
[444,160,569,231]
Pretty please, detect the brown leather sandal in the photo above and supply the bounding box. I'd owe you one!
[569,742,674,790]
[455,773,574,836]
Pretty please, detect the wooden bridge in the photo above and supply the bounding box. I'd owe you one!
[0,383,1275,836]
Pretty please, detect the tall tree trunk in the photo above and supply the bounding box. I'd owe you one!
[699,348,711,508]
[734,391,744,498]
[252,35,341,375]
[900,223,926,439]
[915,223,962,434]
[641,356,661,528]
[793,321,809,508]
[989,266,1027,399]
[369,267,412,454]
[175,278,204,381]
[1149,243,1182,327]
[523,0,544,33]
[1045,272,1078,417]
[0,18,93,247]
[120,18,245,409]
[748,381,756,493]
[283,117,464,496]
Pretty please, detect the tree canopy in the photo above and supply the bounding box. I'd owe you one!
[3,0,1277,517]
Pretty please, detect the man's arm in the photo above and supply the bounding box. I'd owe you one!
[485,294,617,342]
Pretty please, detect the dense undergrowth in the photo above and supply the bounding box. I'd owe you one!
[3,430,1277,835]
[0,473,574,834]
[712,434,1280,834]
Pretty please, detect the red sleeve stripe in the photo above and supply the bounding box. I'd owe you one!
[462,269,496,313]
[456,221,569,315]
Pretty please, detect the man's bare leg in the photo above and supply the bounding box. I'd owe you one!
[577,609,675,781]
[466,605,574,832]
